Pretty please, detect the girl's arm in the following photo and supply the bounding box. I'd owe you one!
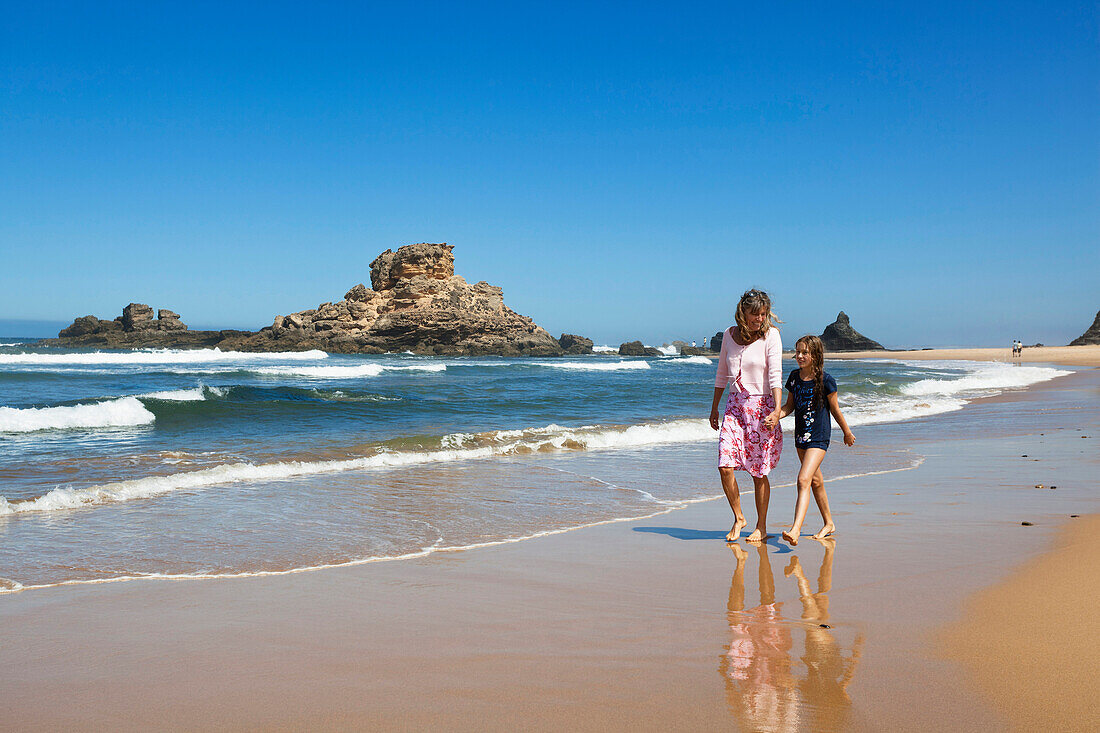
[827,392,855,446]
[777,390,795,419]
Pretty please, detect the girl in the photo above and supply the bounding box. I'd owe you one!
[710,289,784,543]
[777,335,855,545]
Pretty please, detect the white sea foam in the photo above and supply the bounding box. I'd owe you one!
[0,397,155,433]
[655,345,679,356]
[139,386,218,401]
[899,363,1069,396]
[0,348,328,365]
[533,360,650,371]
[678,355,713,365]
[0,459,928,595]
[0,418,713,515]
[253,363,446,378]
[592,345,619,353]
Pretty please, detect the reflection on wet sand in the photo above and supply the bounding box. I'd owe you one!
[721,540,863,732]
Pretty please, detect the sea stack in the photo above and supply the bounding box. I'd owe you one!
[1069,310,1100,346]
[819,312,885,351]
[226,242,565,355]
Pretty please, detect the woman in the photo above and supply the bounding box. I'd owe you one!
[709,289,783,542]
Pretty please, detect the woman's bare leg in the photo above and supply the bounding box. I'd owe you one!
[719,466,747,541]
[811,467,835,539]
[782,448,827,545]
[745,475,771,542]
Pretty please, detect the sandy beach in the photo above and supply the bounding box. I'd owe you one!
[2,368,1098,730]
[827,344,1100,367]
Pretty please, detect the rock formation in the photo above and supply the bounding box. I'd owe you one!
[618,341,662,357]
[819,312,884,352]
[710,331,724,353]
[1069,310,1100,346]
[218,243,563,355]
[50,304,240,348]
[559,334,594,355]
[47,243,590,355]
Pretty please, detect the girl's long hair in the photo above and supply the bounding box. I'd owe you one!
[795,334,826,409]
[735,289,782,343]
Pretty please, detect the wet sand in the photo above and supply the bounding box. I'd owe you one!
[828,344,1100,367]
[1,371,1097,730]
[941,514,1100,731]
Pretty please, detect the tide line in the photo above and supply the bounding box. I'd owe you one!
[0,456,925,596]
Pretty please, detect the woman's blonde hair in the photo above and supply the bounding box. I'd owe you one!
[735,289,782,343]
[795,334,826,409]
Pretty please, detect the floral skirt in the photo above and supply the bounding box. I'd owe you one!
[718,391,782,477]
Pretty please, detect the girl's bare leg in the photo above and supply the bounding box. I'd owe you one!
[745,475,771,542]
[719,467,747,541]
[810,467,836,539]
[782,448,827,545]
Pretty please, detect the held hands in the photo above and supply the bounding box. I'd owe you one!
[843,430,855,446]
[763,410,781,430]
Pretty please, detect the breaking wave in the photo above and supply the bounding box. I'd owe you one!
[0,397,155,433]
[0,348,328,365]
[533,361,650,371]
[252,363,446,378]
[0,418,713,515]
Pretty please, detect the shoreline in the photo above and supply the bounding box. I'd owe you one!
[825,344,1100,367]
[1,367,1096,729]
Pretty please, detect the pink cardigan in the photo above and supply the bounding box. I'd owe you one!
[714,327,783,394]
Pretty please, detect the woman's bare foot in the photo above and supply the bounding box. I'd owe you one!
[745,527,767,543]
[812,523,836,540]
[781,528,799,545]
[726,517,747,542]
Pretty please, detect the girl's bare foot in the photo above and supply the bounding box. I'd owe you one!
[726,517,747,542]
[812,523,836,540]
[781,528,799,545]
[745,527,767,543]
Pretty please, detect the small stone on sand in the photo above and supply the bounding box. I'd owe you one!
[1021,521,1034,526]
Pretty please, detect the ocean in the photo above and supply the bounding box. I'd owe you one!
[0,341,1072,593]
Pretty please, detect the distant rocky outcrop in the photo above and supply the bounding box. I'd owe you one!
[46,243,588,355]
[1069,310,1100,346]
[819,312,884,352]
[710,331,724,353]
[48,304,245,348]
[220,243,563,355]
[559,333,594,355]
[618,341,662,357]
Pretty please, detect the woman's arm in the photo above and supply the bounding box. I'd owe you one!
[763,330,783,428]
[711,331,730,430]
[764,386,783,428]
[710,387,725,430]
[827,392,855,446]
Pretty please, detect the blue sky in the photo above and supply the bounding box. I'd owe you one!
[2,1,1097,346]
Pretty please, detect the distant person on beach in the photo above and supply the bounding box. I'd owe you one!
[710,289,784,542]
[775,335,855,545]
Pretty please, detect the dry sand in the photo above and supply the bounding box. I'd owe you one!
[941,514,1100,731]
[2,369,1098,731]
[827,344,1100,367]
